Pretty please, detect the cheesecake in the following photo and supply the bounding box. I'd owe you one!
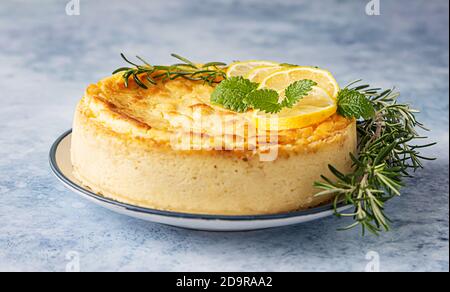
[71,71,357,215]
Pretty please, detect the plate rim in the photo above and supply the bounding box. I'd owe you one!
[49,129,349,221]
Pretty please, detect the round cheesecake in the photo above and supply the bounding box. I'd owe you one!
[71,74,357,215]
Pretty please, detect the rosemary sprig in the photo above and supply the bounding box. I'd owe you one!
[314,81,436,235]
[113,54,227,89]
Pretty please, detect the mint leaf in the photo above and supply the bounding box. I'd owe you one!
[211,77,317,114]
[210,77,258,112]
[337,89,375,119]
[283,79,317,108]
[244,89,282,114]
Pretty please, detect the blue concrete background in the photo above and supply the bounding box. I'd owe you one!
[0,0,448,271]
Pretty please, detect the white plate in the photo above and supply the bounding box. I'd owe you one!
[49,130,351,231]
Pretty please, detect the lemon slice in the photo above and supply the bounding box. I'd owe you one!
[254,87,337,130]
[226,60,279,78]
[246,65,284,83]
[259,66,340,99]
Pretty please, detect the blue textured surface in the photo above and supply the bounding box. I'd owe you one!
[0,0,448,272]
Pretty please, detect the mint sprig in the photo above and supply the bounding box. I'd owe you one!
[211,77,316,114]
[337,88,375,119]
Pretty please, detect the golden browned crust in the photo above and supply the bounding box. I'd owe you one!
[79,74,355,156]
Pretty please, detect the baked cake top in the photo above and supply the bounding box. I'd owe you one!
[77,74,353,153]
